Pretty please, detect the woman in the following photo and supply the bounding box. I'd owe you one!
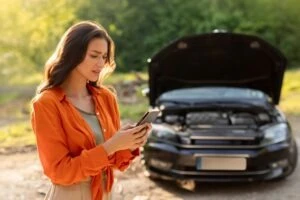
[31,21,151,200]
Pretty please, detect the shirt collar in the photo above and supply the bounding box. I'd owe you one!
[52,84,101,102]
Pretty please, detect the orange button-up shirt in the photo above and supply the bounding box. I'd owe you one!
[31,84,139,200]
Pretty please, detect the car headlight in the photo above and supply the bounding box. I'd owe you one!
[150,124,179,143]
[261,123,289,145]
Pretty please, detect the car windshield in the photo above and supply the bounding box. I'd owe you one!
[159,87,268,101]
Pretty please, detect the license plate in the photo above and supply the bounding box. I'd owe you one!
[196,157,246,171]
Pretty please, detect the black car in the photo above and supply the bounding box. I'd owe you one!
[142,32,298,183]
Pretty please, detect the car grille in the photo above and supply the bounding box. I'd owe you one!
[192,139,258,146]
[179,127,262,148]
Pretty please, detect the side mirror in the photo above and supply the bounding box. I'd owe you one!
[142,88,149,98]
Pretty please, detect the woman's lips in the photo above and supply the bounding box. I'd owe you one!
[92,70,101,75]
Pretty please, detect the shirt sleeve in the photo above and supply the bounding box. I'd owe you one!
[107,90,140,171]
[31,95,112,185]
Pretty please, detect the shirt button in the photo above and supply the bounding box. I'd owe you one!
[103,128,106,132]
[96,112,100,115]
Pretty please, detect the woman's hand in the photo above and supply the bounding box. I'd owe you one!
[127,123,152,151]
[134,123,152,148]
[103,123,152,155]
[120,123,152,151]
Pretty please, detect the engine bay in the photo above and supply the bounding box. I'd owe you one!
[160,109,273,128]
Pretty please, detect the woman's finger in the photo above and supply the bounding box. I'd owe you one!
[135,130,149,144]
[132,128,148,139]
[121,123,135,130]
[135,135,146,144]
[133,123,148,132]
[137,138,147,147]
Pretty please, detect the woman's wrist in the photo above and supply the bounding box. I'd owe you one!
[103,139,118,156]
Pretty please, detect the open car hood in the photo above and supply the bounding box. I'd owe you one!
[148,33,286,106]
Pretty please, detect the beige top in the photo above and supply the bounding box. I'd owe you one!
[76,107,110,199]
[76,107,104,145]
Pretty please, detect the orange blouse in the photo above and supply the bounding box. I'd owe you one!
[31,84,139,200]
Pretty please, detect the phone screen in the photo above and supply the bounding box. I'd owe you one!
[136,110,160,126]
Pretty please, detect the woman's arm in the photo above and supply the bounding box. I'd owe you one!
[107,91,141,171]
[31,96,112,185]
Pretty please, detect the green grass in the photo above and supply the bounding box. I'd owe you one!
[0,121,36,147]
[104,71,148,85]
[0,71,43,87]
[8,73,43,86]
[119,100,149,122]
[0,93,19,104]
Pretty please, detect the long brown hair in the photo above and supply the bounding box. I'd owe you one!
[37,21,116,93]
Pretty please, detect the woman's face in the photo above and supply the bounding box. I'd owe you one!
[75,38,108,82]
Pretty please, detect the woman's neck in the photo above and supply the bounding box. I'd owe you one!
[60,71,90,98]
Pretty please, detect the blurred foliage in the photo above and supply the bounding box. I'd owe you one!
[77,0,300,71]
[103,72,148,86]
[281,69,300,115]
[0,0,79,83]
[1,0,300,75]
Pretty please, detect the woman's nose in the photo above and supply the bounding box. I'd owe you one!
[97,57,105,66]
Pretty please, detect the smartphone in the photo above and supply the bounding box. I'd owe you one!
[136,109,160,126]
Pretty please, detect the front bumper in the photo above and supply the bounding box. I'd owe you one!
[143,139,296,182]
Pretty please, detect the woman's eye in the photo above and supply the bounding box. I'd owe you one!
[90,55,98,58]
